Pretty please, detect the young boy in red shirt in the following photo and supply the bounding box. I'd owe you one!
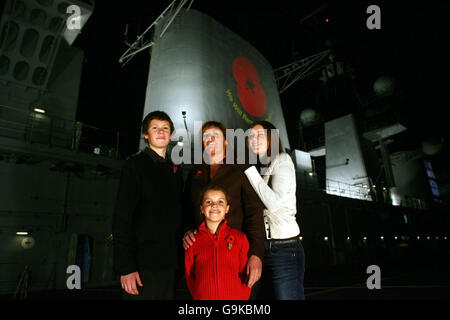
[184,185,252,300]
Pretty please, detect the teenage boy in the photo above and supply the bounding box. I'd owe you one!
[112,111,183,299]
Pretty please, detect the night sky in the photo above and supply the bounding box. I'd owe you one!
[74,0,450,166]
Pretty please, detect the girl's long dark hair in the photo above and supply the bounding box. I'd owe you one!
[250,121,284,157]
[248,121,284,169]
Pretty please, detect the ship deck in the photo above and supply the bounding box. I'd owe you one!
[3,255,448,300]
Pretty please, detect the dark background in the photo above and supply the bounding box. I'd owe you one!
[74,0,450,164]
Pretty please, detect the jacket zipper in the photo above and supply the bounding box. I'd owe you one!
[214,238,219,299]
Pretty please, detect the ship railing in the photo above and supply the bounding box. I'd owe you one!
[300,171,428,209]
[0,104,140,159]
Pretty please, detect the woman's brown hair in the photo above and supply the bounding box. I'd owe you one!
[201,121,234,163]
[249,120,284,157]
[201,121,227,139]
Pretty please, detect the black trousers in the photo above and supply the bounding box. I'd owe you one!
[122,268,176,300]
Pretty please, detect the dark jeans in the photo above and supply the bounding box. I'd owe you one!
[258,238,305,300]
[122,268,176,300]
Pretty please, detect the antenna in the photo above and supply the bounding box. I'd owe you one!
[298,4,327,24]
[124,23,131,47]
[274,49,331,94]
[182,111,191,144]
[118,0,194,67]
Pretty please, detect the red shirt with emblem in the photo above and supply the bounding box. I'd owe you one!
[185,220,251,300]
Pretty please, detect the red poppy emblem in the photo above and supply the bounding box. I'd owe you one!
[173,164,178,174]
[226,235,234,250]
[196,170,203,177]
[232,56,267,117]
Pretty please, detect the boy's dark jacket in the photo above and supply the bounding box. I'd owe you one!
[112,147,183,276]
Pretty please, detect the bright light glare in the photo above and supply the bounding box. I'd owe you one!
[34,108,46,114]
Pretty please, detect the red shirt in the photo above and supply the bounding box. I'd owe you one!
[185,220,251,300]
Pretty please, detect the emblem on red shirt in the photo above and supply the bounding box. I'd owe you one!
[226,235,234,250]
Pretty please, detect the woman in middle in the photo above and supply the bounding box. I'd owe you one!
[183,121,265,290]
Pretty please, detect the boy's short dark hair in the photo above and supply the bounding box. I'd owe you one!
[142,110,175,134]
[199,184,230,205]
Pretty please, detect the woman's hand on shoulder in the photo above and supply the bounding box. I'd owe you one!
[183,229,198,249]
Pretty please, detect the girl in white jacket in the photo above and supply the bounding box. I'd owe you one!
[244,121,305,300]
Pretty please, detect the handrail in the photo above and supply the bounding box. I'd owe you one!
[300,170,427,209]
[0,104,141,159]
